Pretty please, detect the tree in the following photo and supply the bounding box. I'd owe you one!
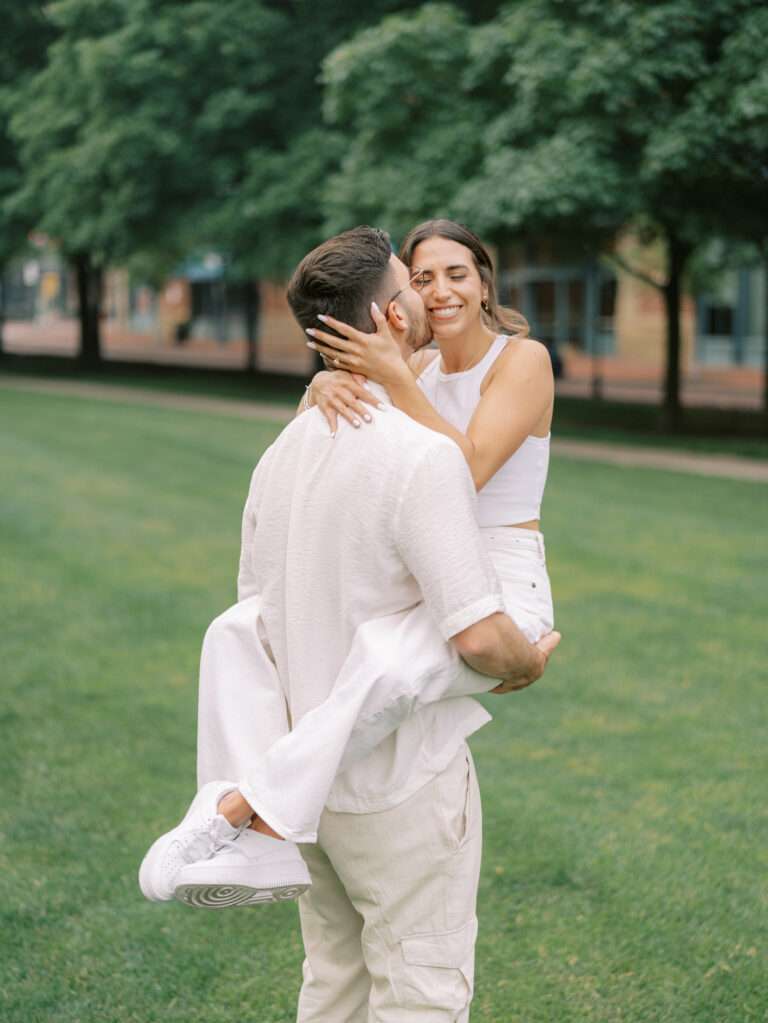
[7,0,296,364]
[6,0,425,366]
[685,5,768,421]
[322,0,768,428]
[0,4,56,353]
[457,0,768,427]
[206,0,493,274]
[321,4,484,241]
[196,1,432,278]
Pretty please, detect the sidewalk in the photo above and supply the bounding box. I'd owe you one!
[559,350,764,410]
[549,437,768,482]
[2,374,767,483]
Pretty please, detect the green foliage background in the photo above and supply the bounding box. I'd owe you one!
[3,1,766,278]
[2,0,766,410]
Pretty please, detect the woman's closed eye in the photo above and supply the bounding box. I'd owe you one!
[412,272,467,289]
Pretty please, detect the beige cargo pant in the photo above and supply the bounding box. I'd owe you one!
[296,744,482,1022]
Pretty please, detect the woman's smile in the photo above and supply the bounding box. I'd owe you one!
[430,304,463,321]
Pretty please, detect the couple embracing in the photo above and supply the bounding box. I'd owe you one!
[140,219,560,1021]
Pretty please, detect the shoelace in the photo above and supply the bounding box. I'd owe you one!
[174,817,241,864]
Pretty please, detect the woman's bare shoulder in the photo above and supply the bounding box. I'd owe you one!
[481,336,552,398]
[497,336,552,376]
[407,347,440,379]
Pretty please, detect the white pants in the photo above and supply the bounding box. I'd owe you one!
[297,745,482,1023]
[197,529,553,842]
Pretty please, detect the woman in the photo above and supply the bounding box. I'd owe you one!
[304,218,555,645]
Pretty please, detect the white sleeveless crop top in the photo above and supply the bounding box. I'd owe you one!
[417,335,550,527]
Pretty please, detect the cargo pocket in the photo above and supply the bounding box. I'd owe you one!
[399,916,477,1015]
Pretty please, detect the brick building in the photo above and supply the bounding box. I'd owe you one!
[3,238,764,404]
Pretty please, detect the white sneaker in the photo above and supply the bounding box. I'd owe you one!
[173,829,312,909]
[138,780,243,902]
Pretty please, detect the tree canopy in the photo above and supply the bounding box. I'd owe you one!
[322,4,482,240]
[8,0,292,270]
[3,0,766,402]
[0,4,55,266]
[320,0,768,419]
[4,0,424,357]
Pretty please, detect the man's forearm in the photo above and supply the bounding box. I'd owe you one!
[453,612,540,682]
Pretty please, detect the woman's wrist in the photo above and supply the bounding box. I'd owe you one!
[306,370,333,409]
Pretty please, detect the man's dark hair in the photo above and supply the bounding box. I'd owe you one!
[287,226,393,334]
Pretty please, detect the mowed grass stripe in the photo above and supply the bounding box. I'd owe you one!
[1,388,766,1023]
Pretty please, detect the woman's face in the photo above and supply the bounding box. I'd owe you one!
[410,236,487,342]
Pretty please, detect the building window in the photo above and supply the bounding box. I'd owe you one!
[703,305,734,337]
[502,260,616,362]
[696,267,765,367]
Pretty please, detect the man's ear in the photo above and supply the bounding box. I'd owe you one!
[387,299,407,332]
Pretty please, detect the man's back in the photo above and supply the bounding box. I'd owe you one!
[240,397,495,704]
[238,395,503,806]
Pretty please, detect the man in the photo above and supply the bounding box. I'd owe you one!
[141,226,558,1020]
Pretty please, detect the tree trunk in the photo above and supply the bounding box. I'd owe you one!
[0,266,5,358]
[763,248,768,431]
[244,278,261,374]
[74,252,103,366]
[660,232,690,432]
[585,257,602,399]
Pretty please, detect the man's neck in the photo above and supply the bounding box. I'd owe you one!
[364,380,392,406]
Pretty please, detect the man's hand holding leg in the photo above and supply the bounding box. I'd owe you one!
[453,612,561,695]
[491,630,561,693]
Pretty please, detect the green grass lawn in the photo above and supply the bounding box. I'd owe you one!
[1,386,766,1023]
[3,356,768,458]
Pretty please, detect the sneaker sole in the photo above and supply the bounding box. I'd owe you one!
[174,882,310,908]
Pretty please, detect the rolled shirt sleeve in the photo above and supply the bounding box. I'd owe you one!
[393,439,504,638]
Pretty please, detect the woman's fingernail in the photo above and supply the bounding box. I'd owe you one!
[306,341,316,350]
[371,302,380,314]
[305,328,316,336]
[363,413,372,422]
[353,419,361,428]
[317,314,329,323]
[377,403,387,411]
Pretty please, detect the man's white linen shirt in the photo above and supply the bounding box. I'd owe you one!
[237,386,505,812]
